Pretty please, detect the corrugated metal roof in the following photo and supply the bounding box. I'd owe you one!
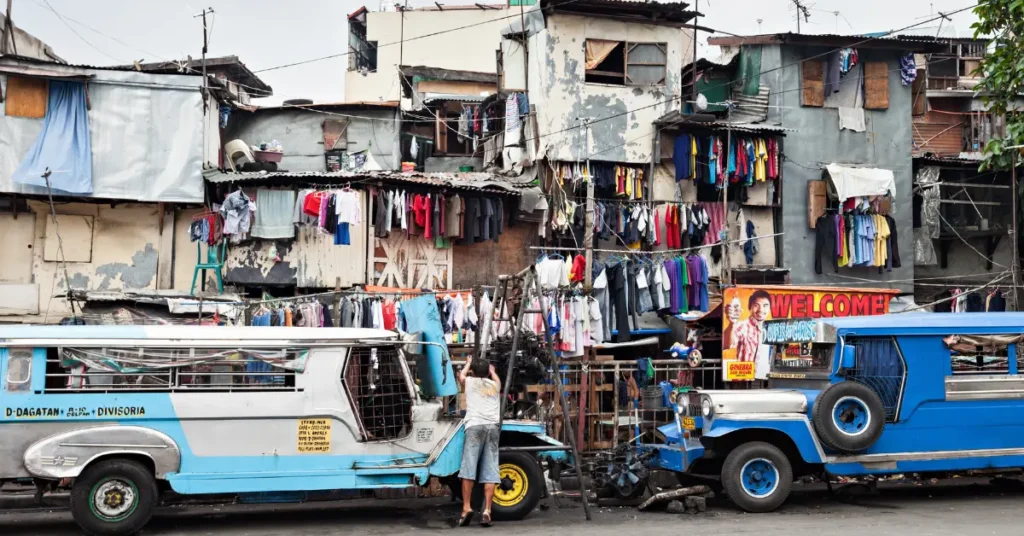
[708,33,948,52]
[0,54,194,74]
[423,93,489,103]
[654,111,789,135]
[205,170,526,195]
[728,86,770,124]
[550,0,698,24]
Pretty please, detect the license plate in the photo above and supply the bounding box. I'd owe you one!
[682,417,696,430]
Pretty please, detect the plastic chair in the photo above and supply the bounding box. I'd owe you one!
[224,139,255,172]
[190,239,227,295]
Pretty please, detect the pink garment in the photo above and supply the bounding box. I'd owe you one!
[699,201,726,246]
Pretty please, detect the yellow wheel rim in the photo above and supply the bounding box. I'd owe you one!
[493,463,529,507]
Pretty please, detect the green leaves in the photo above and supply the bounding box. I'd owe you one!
[974,0,1024,170]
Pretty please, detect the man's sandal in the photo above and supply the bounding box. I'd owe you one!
[480,511,493,527]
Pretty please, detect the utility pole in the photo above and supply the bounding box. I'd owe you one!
[722,125,732,284]
[1012,151,1021,310]
[583,119,595,287]
[791,0,810,33]
[194,7,214,103]
[691,0,698,105]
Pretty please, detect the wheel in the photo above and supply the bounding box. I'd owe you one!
[812,382,885,453]
[470,452,545,520]
[721,442,792,513]
[70,459,158,536]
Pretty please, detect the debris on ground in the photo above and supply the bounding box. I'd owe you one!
[637,485,710,512]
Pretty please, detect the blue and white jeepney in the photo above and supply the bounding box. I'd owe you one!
[0,326,564,535]
[644,313,1024,512]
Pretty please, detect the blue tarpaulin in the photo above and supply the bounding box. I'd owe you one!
[400,295,458,398]
[12,80,92,194]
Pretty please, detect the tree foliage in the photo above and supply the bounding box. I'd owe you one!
[974,0,1024,169]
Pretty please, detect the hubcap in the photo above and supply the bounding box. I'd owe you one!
[90,479,138,521]
[832,396,871,437]
[493,464,529,507]
[740,458,779,499]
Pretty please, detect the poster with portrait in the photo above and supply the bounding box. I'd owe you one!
[721,286,898,382]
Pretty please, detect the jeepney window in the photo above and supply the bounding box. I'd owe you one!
[945,336,1010,375]
[771,343,833,372]
[342,345,413,441]
[46,347,308,392]
[5,349,32,392]
[845,337,906,423]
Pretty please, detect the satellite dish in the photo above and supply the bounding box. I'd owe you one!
[696,93,708,111]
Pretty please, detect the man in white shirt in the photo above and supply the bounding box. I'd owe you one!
[457,359,502,527]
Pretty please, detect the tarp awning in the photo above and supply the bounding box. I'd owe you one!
[825,164,895,202]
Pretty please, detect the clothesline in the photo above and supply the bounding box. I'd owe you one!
[245,287,496,307]
[530,231,784,256]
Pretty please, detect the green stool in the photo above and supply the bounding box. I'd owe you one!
[190,239,227,294]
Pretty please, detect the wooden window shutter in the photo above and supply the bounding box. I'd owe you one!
[801,61,824,107]
[434,112,448,153]
[808,180,827,228]
[911,69,926,116]
[6,76,48,118]
[864,61,890,110]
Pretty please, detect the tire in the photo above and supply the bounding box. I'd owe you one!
[721,442,793,513]
[812,382,885,453]
[470,452,545,521]
[70,459,159,536]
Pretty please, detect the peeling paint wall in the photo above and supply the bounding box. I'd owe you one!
[767,45,915,292]
[0,202,163,322]
[224,107,401,172]
[529,14,690,164]
[173,192,370,290]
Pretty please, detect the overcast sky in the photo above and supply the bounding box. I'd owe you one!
[15,0,980,104]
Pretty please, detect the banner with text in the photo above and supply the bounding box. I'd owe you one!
[721,286,896,381]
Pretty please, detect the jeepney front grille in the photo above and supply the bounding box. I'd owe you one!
[343,346,413,441]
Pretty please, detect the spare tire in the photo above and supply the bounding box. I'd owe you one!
[812,382,885,453]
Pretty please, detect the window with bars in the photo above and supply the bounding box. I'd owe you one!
[44,347,306,393]
[342,346,413,441]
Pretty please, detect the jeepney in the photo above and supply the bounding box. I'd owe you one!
[644,313,1024,512]
[0,326,563,535]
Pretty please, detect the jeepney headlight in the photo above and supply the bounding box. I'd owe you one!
[701,396,714,419]
[675,402,685,415]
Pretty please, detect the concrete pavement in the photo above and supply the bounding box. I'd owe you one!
[1,479,1022,535]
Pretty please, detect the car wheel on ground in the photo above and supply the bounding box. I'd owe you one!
[70,459,159,536]
[470,451,545,520]
[721,442,793,513]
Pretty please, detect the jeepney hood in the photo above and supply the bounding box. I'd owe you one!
[703,389,808,415]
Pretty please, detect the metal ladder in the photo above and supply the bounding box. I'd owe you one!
[476,265,593,521]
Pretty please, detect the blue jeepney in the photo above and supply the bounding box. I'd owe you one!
[645,313,1024,512]
[0,326,565,535]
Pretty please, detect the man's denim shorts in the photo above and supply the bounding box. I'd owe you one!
[459,424,500,484]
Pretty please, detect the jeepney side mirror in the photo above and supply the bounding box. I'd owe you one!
[840,345,856,370]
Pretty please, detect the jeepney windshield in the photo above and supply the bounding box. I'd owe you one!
[771,343,834,373]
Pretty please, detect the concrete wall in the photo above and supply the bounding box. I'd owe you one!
[224,107,401,172]
[173,192,370,291]
[766,45,916,292]
[0,202,164,322]
[529,14,692,164]
[344,7,520,104]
